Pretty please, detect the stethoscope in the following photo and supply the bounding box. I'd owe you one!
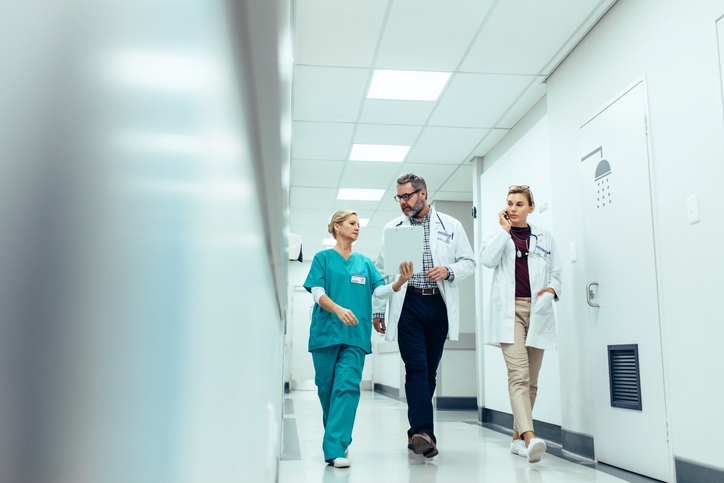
[396,212,446,231]
[510,231,539,258]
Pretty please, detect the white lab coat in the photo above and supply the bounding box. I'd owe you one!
[479,223,562,350]
[373,206,476,341]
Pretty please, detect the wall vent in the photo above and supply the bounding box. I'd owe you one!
[608,344,642,410]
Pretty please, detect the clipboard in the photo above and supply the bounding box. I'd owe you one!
[383,225,423,275]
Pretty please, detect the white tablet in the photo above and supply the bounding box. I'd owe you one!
[383,225,423,275]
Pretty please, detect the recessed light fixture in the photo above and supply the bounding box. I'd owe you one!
[367,69,451,101]
[349,144,410,162]
[337,188,385,201]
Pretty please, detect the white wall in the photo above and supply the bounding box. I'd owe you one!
[434,200,478,404]
[475,102,562,426]
[478,0,724,473]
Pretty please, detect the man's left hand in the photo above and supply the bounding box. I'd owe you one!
[426,266,449,282]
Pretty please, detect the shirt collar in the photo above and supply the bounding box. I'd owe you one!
[409,211,430,226]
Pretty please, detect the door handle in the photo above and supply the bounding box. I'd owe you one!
[586,282,599,307]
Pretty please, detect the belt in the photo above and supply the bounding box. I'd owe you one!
[515,297,531,303]
[408,286,440,296]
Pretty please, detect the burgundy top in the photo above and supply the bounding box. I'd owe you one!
[510,226,531,298]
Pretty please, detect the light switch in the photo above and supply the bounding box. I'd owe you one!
[687,194,700,224]
[569,242,577,263]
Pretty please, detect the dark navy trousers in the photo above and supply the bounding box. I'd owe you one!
[397,289,449,443]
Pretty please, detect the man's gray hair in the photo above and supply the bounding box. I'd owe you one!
[396,173,426,191]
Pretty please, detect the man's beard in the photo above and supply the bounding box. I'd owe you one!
[408,199,425,218]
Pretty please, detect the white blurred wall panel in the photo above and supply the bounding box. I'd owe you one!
[0,1,290,482]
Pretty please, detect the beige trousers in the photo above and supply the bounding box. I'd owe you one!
[501,299,544,436]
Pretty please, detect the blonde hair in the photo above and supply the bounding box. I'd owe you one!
[508,185,535,206]
[327,210,358,239]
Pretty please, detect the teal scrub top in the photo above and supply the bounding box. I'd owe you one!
[304,250,385,354]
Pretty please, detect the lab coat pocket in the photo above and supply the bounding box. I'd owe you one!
[532,291,554,318]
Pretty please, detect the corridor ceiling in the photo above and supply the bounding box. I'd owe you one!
[289,0,617,259]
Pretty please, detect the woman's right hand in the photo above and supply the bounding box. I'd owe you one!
[399,262,414,283]
[498,209,512,232]
[335,307,358,326]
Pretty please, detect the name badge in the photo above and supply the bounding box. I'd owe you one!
[437,230,453,243]
[534,245,550,261]
[351,274,366,284]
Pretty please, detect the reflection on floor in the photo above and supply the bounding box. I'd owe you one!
[279,390,661,483]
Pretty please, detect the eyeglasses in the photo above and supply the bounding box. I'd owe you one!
[394,189,421,202]
[509,185,530,190]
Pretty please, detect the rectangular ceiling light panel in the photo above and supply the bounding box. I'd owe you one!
[349,143,410,162]
[367,69,451,101]
[337,188,385,201]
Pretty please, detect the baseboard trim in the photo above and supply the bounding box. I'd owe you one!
[675,456,724,483]
[479,407,594,460]
[561,428,595,461]
[374,383,400,400]
[436,396,477,410]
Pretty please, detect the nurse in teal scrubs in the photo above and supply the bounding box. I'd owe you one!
[304,210,412,468]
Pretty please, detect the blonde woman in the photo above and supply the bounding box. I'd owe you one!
[479,186,562,464]
[304,210,413,468]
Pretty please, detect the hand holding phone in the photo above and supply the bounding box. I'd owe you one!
[499,209,511,231]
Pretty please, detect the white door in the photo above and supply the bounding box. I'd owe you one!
[579,82,671,481]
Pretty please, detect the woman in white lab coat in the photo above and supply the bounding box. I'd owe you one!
[479,185,562,464]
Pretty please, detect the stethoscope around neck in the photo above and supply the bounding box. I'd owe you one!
[510,230,539,258]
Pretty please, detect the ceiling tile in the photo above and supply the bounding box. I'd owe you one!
[406,127,488,164]
[431,191,474,202]
[395,163,458,192]
[332,199,383,218]
[439,164,474,192]
[290,186,338,208]
[375,0,496,71]
[292,66,369,122]
[471,128,509,157]
[353,124,422,145]
[291,159,344,187]
[291,121,354,160]
[497,80,547,128]
[339,161,401,189]
[461,0,605,74]
[289,207,338,227]
[368,208,403,227]
[294,0,389,67]
[359,99,435,125]
[430,73,537,128]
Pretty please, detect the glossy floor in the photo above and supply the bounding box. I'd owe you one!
[279,390,657,483]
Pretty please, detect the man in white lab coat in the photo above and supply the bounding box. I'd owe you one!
[373,173,476,458]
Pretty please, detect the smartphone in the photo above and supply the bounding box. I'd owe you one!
[503,212,510,220]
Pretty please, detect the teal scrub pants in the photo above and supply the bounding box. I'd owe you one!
[311,344,365,462]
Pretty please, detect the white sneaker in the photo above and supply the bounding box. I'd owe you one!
[527,438,546,463]
[510,439,527,457]
[333,457,350,468]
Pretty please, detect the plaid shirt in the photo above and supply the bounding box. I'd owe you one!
[409,212,441,289]
[373,211,455,320]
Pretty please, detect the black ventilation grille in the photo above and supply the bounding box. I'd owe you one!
[608,344,642,410]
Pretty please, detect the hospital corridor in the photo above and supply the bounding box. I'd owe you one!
[278,390,657,483]
[1,0,723,482]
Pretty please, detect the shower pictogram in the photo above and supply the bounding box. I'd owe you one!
[581,146,612,210]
